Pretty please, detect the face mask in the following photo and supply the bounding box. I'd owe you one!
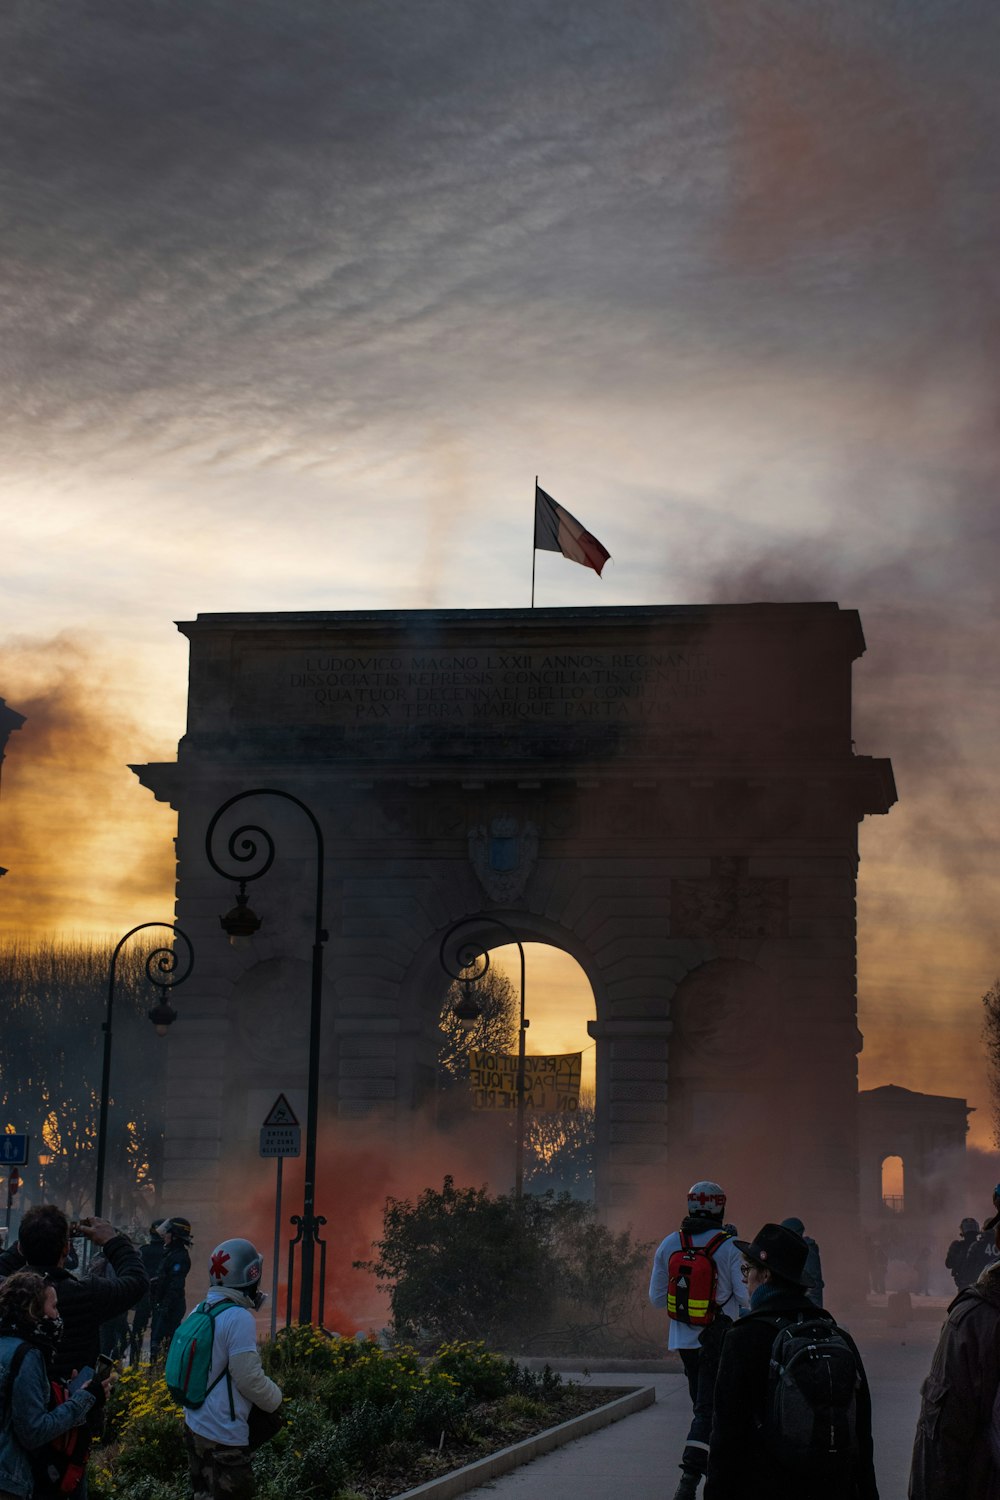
[33,1315,64,1353]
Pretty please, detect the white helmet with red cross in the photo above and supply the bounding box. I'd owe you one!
[208,1238,264,1292]
[687,1181,727,1219]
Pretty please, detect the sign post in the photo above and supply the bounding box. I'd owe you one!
[259,1096,301,1340]
[0,1136,29,1167]
[1,1137,29,1238]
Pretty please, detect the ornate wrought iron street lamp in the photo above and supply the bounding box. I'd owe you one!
[205,788,328,1325]
[439,916,529,1198]
[94,923,194,1219]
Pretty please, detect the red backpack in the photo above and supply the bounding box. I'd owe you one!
[2,1343,92,1499]
[666,1231,727,1326]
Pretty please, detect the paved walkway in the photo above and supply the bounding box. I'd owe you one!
[462,1317,942,1500]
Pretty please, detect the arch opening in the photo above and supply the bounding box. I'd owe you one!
[435,940,597,1200]
[882,1154,905,1214]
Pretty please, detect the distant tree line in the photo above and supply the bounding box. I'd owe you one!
[0,940,167,1223]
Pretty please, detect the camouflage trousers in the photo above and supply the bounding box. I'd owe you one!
[184,1427,254,1500]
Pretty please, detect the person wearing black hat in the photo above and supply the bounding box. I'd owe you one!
[705,1222,878,1500]
[910,1185,1000,1499]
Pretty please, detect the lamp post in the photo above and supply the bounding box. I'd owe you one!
[205,788,328,1325]
[439,917,528,1198]
[95,923,194,1220]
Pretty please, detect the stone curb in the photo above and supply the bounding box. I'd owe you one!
[518,1356,682,1374]
[393,1385,656,1500]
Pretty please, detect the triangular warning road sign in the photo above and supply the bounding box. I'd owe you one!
[262,1093,299,1127]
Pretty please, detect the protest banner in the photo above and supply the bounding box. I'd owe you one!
[468,1050,582,1113]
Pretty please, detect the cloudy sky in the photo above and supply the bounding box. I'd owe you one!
[1,0,998,1136]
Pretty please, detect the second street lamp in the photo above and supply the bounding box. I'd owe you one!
[440,916,529,1198]
[94,922,194,1221]
[206,787,328,1325]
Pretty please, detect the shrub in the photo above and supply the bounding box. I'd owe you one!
[508,1362,563,1402]
[359,1178,653,1352]
[255,1413,350,1500]
[103,1366,184,1448]
[90,1477,183,1500]
[498,1392,547,1420]
[94,1330,567,1499]
[111,1411,186,1484]
[430,1341,511,1401]
[356,1177,558,1347]
[404,1384,468,1443]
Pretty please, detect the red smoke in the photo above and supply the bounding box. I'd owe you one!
[216,1112,519,1334]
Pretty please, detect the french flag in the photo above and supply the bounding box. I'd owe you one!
[534,485,611,577]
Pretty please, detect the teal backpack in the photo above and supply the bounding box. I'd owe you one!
[164,1300,235,1414]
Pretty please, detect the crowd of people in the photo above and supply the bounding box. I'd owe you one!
[0,1205,281,1500]
[650,1178,1000,1499]
[6,1184,1000,1500]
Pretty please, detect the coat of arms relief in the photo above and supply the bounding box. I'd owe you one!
[468,815,539,904]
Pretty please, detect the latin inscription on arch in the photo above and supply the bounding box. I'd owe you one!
[243,645,715,725]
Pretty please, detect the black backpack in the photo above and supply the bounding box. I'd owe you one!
[760,1312,861,1477]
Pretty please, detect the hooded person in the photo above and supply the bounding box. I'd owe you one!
[706,1223,878,1500]
[181,1238,282,1500]
[910,1185,1000,1499]
[649,1180,749,1500]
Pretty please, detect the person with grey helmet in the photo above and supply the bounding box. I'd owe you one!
[150,1219,193,1361]
[183,1238,282,1500]
[649,1180,748,1500]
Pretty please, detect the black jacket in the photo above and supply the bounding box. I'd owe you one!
[153,1243,190,1304]
[138,1240,164,1304]
[909,1263,1000,1500]
[705,1289,879,1500]
[0,1233,148,1381]
[945,1232,987,1290]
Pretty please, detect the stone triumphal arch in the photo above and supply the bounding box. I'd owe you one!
[134,603,895,1245]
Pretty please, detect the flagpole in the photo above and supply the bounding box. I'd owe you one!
[531,475,537,609]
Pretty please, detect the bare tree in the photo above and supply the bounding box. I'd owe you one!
[525,1096,596,1195]
[984,977,1000,1147]
[0,940,166,1220]
[437,967,518,1087]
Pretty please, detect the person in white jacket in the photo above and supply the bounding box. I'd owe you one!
[649,1180,748,1500]
[183,1239,282,1500]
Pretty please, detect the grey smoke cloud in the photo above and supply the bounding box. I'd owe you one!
[3,0,997,485]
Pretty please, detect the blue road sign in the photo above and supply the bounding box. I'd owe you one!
[0,1136,29,1166]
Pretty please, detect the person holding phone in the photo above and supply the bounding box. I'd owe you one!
[0,1207,147,1384]
[0,1271,108,1500]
